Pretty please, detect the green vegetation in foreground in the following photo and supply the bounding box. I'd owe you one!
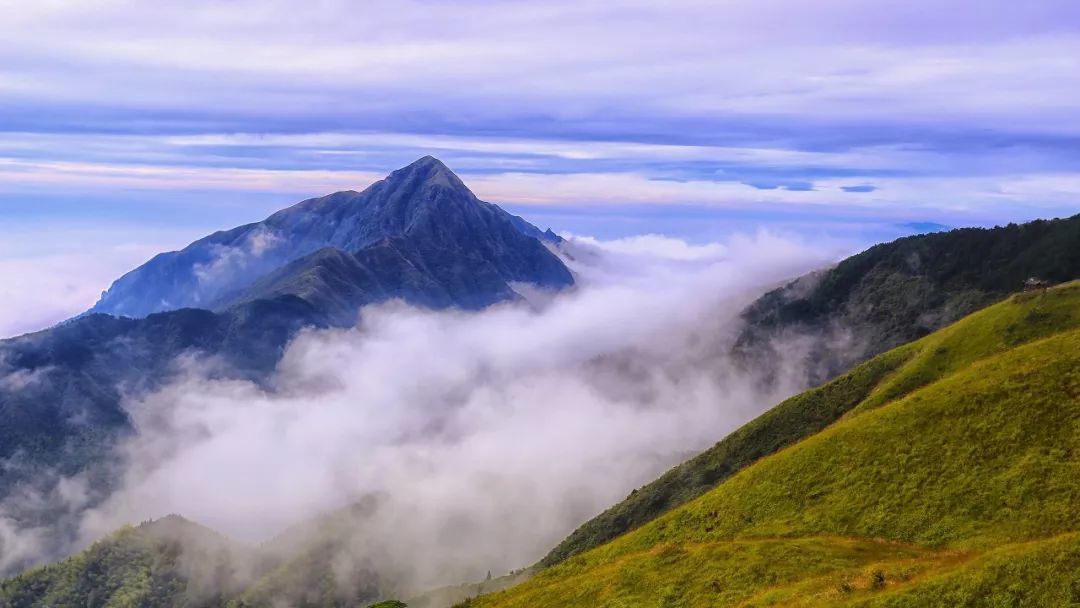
[542,281,1080,566]
[540,346,916,566]
[473,283,1080,607]
[838,532,1080,607]
[480,537,942,608]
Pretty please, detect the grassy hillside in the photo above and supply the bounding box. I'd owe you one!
[542,281,1080,566]
[472,282,1080,607]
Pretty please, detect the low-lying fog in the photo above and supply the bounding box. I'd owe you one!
[5,231,844,592]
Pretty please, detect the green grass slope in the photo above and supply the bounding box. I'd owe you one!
[474,283,1080,607]
[542,282,1080,566]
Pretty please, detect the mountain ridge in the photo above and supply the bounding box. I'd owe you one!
[735,213,1080,385]
[89,156,572,319]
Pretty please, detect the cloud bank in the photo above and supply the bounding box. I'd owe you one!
[66,231,837,593]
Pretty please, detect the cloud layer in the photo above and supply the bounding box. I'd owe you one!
[70,231,837,592]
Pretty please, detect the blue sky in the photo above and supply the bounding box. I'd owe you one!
[1,0,1079,334]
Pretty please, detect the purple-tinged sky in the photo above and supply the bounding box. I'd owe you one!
[1,0,1079,333]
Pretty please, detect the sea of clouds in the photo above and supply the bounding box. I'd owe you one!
[2,230,845,593]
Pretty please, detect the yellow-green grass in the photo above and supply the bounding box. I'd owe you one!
[727,533,1080,607]
[835,532,1080,607]
[853,281,1080,415]
[471,284,1080,607]
[540,283,1080,567]
[472,537,942,608]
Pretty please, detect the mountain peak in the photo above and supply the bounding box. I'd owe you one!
[87,155,573,318]
[407,154,447,170]
[388,155,465,191]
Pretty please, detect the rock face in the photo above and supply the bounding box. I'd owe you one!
[90,156,573,318]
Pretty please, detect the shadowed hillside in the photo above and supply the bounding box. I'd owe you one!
[736,213,1080,385]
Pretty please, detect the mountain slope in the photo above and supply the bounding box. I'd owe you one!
[213,242,461,325]
[736,213,1080,385]
[541,280,1080,566]
[0,157,574,576]
[0,516,251,608]
[0,503,405,608]
[228,498,394,608]
[472,282,1080,607]
[0,296,324,502]
[90,156,572,318]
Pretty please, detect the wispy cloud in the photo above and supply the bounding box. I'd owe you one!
[0,0,1078,237]
[0,224,199,338]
